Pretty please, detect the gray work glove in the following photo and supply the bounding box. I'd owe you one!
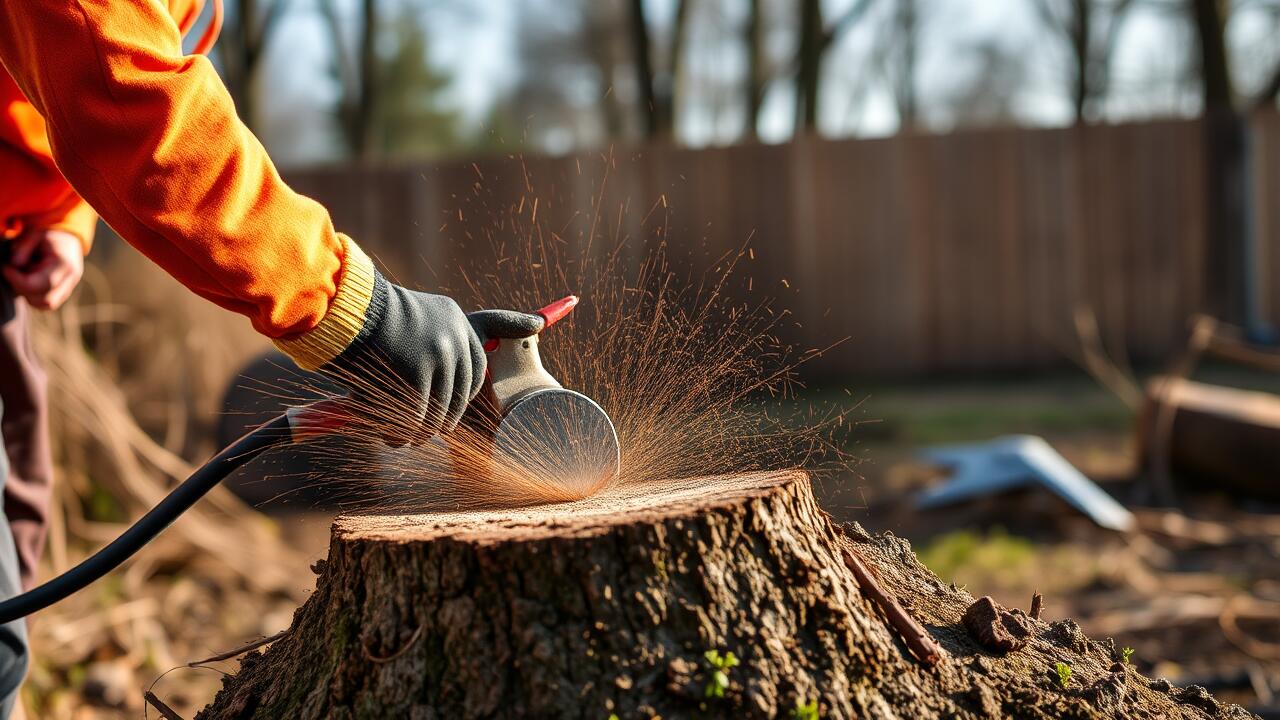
[325,271,543,443]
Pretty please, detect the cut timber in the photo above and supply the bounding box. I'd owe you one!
[1139,377,1280,501]
[199,472,1251,719]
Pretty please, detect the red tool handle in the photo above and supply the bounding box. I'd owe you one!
[483,295,578,352]
[537,295,578,328]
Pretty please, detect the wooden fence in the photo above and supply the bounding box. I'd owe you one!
[285,115,1280,378]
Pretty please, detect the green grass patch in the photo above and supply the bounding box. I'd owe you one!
[917,527,1036,584]
[916,527,1096,598]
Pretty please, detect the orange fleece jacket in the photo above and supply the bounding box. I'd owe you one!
[0,73,98,251]
[0,0,207,251]
[0,0,373,359]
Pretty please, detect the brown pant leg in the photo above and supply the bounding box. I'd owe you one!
[0,284,52,592]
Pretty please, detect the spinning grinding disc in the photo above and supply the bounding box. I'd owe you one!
[492,387,621,497]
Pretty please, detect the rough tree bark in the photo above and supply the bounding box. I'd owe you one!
[199,472,1252,719]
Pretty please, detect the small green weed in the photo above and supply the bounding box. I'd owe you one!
[790,698,820,719]
[1121,647,1134,665]
[703,649,740,699]
[1054,662,1072,689]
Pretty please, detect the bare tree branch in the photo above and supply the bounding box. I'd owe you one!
[1253,58,1280,109]
[254,0,292,55]
[821,0,877,51]
[1029,0,1067,35]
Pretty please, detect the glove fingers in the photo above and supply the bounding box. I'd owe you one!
[467,309,546,342]
[444,356,471,432]
[467,331,487,401]
[421,363,452,438]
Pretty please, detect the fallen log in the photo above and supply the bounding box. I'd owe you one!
[1138,377,1280,501]
[199,472,1253,719]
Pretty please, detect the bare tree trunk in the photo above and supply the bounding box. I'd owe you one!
[659,0,690,137]
[894,0,919,130]
[1192,0,1234,113]
[227,0,259,127]
[319,0,378,159]
[628,0,659,138]
[629,0,688,140]
[793,0,871,135]
[584,9,628,140]
[219,0,288,130]
[1070,0,1090,122]
[354,0,378,159]
[795,0,822,133]
[1031,0,1134,124]
[1091,0,1134,120]
[744,0,764,139]
[198,471,1248,719]
[1190,0,1246,321]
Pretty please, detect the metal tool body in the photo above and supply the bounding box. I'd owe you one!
[461,296,621,494]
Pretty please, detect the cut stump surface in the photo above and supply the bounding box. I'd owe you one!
[199,471,1253,719]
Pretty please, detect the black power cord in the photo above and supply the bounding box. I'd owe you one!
[0,414,292,625]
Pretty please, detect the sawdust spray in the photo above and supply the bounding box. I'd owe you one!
[268,151,857,514]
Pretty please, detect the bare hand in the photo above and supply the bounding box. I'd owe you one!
[3,229,84,310]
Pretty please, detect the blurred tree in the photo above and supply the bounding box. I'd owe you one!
[1189,0,1233,112]
[932,40,1029,128]
[356,0,377,155]
[1186,0,1245,322]
[1255,53,1280,111]
[888,0,919,130]
[320,0,459,160]
[584,4,633,139]
[470,104,528,154]
[628,0,692,138]
[216,0,291,129]
[1247,0,1280,111]
[794,0,874,133]
[1030,0,1134,123]
[1179,0,1280,110]
[743,0,765,139]
[493,0,621,153]
[319,0,377,158]
[373,14,459,157]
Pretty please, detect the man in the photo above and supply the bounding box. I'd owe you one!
[0,1,530,714]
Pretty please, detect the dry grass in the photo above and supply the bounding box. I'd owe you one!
[22,250,304,719]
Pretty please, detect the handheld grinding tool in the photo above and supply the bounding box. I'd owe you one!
[0,296,618,623]
[459,295,621,497]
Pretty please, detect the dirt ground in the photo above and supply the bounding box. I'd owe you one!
[812,365,1280,716]
[23,340,1280,717]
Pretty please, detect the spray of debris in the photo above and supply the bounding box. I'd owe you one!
[263,153,856,513]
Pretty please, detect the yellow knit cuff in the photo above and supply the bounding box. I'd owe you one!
[274,234,376,371]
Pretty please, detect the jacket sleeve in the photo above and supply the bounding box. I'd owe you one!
[0,0,373,367]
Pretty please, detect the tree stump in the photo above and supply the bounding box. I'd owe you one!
[199,472,1251,719]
